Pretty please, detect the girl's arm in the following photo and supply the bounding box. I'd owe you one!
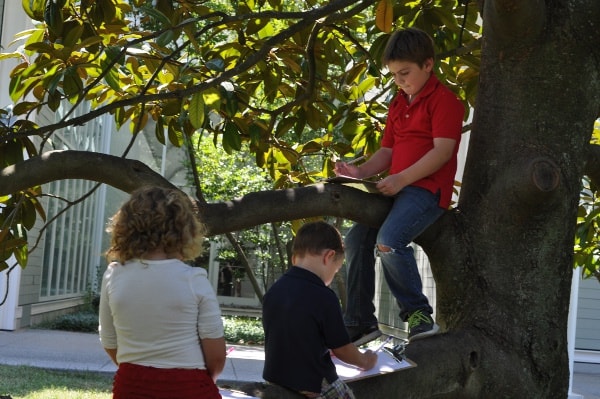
[201,337,226,382]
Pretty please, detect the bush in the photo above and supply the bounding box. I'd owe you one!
[37,311,99,333]
[39,311,265,345]
[223,316,264,345]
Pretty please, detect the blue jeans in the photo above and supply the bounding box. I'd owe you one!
[343,186,444,326]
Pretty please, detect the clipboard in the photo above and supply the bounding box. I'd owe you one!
[332,349,416,382]
[219,388,259,398]
[325,176,380,193]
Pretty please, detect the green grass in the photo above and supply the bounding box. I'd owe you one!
[0,365,112,399]
[2,313,264,398]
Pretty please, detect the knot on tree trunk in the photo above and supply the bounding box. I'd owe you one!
[513,157,560,209]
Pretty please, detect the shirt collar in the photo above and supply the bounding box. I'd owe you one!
[397,73,440,105]
[287,266,325,287]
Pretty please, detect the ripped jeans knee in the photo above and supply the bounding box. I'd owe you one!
[376,243,399,255]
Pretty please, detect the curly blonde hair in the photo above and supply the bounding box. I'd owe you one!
[105,186,206,263]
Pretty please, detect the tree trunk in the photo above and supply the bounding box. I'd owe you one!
[429,1,600,396]
[242,2,600,397]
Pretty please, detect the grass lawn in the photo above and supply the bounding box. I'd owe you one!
[0,365,113,399]
[1,315,264,398]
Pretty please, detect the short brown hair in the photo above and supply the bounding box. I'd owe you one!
[292,221,344,258]
[105,186,206,263]
[382,28,435,67]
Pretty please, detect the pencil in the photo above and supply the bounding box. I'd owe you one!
[346,155,366,165]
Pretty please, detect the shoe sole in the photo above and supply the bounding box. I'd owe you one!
[408,323,440,343]
[352,329,383,346]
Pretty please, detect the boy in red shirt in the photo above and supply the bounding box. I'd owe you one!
[335,28,464,345]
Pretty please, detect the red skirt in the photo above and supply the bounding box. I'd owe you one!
[113,363,221,399]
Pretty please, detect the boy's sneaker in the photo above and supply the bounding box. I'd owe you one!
[407,310,439,342]
[347,324,382,346]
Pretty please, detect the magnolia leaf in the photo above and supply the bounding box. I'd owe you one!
[189,92,205,129]
[375,0,394,33]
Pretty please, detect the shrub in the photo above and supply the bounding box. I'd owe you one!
[223,316,264,345]
[39,311,265,345]
[38,312,99,333]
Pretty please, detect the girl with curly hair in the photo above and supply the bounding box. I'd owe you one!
[99,186,225,399]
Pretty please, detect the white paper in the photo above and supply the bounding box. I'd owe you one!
[219,388,259,398]
[332,350,416,382]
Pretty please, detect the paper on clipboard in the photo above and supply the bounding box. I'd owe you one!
[325,176,380,193]
[332,350,416,382]
[219,388,259,398]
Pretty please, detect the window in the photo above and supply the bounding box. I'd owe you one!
[39,104,109,299]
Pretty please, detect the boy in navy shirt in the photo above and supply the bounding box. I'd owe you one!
[262,221,377,398]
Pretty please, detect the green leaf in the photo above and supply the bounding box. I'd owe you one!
[14,239,28,268]
[223,122,242,152]
[63,68,84,98]
[155,116,166,145]
[44,0,64,36]
[157,30,176,47]
[103,68,121,92]
[22,0,46,21]
[63,20,84,47]
[20,198,37,230]
[139,5,172,26]
[189,92,205,129]
[168,120,184,146]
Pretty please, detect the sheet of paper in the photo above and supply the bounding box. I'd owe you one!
[332,350,416,382]
[219,388,259,398]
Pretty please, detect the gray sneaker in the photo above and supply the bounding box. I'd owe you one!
[407,310,439,342]
[346,324,382,346]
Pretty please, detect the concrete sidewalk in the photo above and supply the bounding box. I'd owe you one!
[1,329,599,398]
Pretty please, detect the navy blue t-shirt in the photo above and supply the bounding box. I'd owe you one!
[262,267,351,393]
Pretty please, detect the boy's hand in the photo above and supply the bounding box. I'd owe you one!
[376,174,408,196]
[360,349,378,370]
[334,162,360,178]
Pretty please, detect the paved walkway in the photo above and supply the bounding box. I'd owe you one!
[0,329,598,398]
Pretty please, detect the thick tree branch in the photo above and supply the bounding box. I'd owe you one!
[0,150,394,235]
[242,330,537,398]
[198,184,392,236]
[0,150,178,194]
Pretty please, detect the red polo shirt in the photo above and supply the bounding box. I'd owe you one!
[381,74,464,208]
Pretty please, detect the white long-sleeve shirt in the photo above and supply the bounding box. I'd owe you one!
[99,259,223,369]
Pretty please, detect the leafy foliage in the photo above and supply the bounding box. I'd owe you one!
[35,311,100,333]
[192,135,292,288]
[575,120,600,280]
[223,316,264,345]
[0,0,480,270]
[1,0,598,281]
